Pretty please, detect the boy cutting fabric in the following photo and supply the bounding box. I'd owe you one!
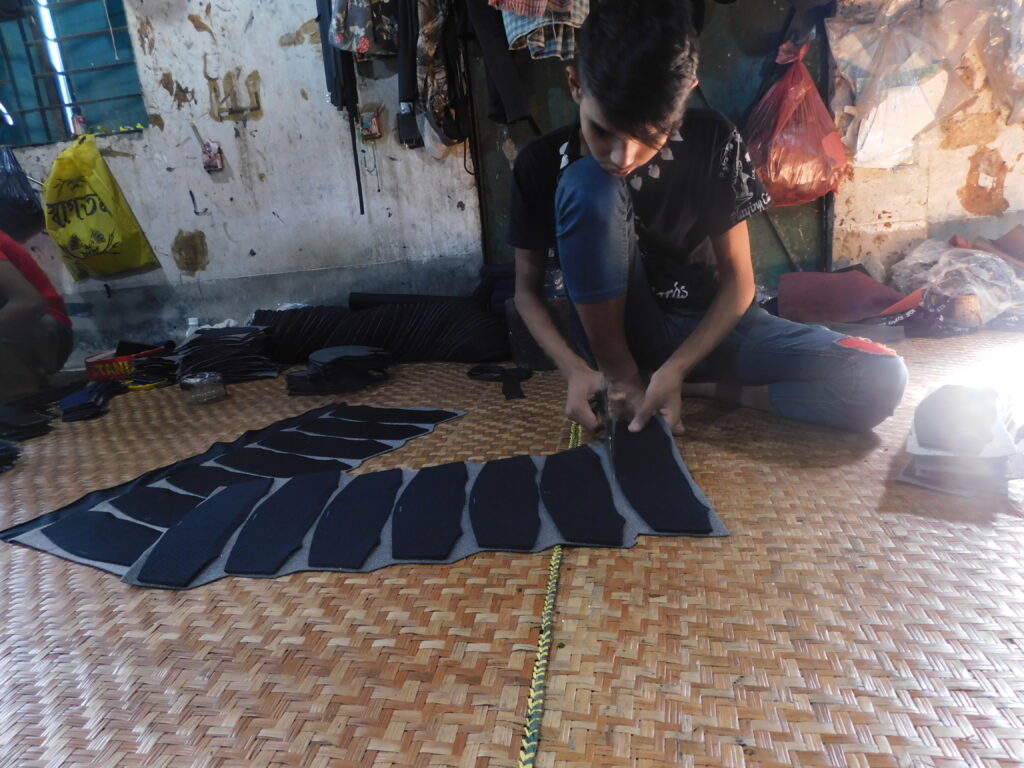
[509,0,907,435]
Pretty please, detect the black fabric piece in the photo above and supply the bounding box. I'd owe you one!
[540,447,624,546]
[253,299,509,365]
[309,345,391,377]
[135,327,279,385]
[43,510,161,567]
[59,380,128,422]
[0,404,52,441]
[215,447,353,477]
[224,471,340,575]
[110,487,203,528]
[469,455,539,550]
[309,468,404,568]
[300,419,428,441]
[0,438,20,473]
[467,364,533,400]
[136,479,273,587]
[166,465,255,496]
[327,404,456,425]
[610,421,712,534]
[256,431,389,461]
[392,462,467,560]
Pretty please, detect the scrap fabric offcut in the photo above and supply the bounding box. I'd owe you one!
[0,404,726,589]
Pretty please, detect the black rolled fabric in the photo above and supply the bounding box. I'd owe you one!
[109,487,204,528]
[309,468,404,568]
[392,462,468,560]
[136,479,273,588]
[256,432,390,461]
[298,418,428,441]
[43,510,162,567]
[327,404,456,425]
[540,447,624,546]
[215,447,353,477]
[611,421,713,534]
[469,455,540,550]
[224,472,340,575]
[253,300,509,365]
[165,465,256,496]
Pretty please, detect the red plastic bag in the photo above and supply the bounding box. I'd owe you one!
[745,41,848,207]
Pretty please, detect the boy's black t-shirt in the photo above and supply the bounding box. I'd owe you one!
[507,108,771,311]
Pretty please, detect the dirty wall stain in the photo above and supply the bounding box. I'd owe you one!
[188,13,217,43]
[148,113,165,130]
[137,17,155,55]
[204,56,262,122]
[940,110,1001,151]
[278,19,320,47]
[98,147,134,159]
[172,230,209,276]
[958,147,1009,216]
[159,72,195,110]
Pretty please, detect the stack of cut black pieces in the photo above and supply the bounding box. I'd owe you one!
[1,404,726,589]
[134,326,279,384]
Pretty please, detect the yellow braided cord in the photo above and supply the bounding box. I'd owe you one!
[517,421,582,768]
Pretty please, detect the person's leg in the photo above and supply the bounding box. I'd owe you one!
[555,155,675,369]
[677,306,908,431]
[0,314,72,401]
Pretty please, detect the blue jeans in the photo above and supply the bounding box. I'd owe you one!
[554,155,908,432]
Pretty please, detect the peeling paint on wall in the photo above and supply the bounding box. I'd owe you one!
[278,19,320,47]
[204,56,263,122]
[172,230,210,276]
[137,17,155,55]
[148,113,165,131]
[188,14,218,43]
[940,110,1002,151]
[958,147,1009,217]
[300,89,309,100]
[159,72,196,110]
[99,147,134,160]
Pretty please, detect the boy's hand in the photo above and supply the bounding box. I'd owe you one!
[629,365,686,436]
[565,366,606,431]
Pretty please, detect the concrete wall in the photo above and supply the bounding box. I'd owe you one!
[14,0,482,361]
[831,0,1024,281]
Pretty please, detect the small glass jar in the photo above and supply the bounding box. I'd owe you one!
[180,372,227,405]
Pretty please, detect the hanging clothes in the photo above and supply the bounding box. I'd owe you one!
[501,0,588,60]
[416,0,471,144]
[464,0,536,127]
[488,0,571,17]
[331,0,400,57]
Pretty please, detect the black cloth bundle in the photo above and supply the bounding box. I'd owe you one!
[287,345,392,395]
[254,298,509,366]
[60,380,127,422]
[133,327,279,384]
[0,438,19,473]
[0,404,53,440]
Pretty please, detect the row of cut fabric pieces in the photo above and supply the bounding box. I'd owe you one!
[333,0,587,62]
[1,403,722,590]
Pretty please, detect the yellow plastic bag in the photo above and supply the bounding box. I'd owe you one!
[43,134,160,281]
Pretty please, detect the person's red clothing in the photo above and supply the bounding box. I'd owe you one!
[0,229,70,327]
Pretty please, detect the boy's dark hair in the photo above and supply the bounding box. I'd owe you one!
[578,0,700,145]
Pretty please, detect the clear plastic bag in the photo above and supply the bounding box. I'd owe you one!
[827,1,984,167]
[890,239,1024,325]
[980,0,1024,123]
[744,41,848,207]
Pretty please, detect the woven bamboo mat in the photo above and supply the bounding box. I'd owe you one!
[2,336,1023,767]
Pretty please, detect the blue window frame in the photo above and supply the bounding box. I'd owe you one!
[0,0,147,147]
